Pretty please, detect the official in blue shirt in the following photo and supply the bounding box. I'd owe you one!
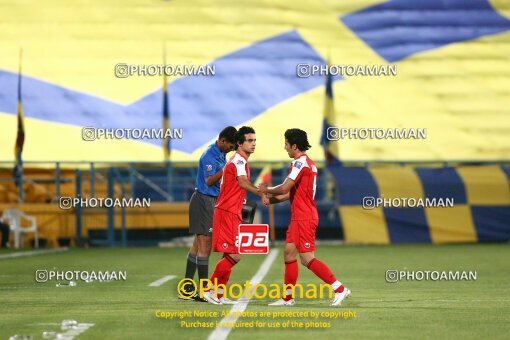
[195,143,226,197]
[180,126,237,301]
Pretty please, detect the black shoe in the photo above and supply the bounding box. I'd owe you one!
[193,293,208,303]
[178,282,196,300]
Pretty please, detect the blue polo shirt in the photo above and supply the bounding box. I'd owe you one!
[195,143,226,197]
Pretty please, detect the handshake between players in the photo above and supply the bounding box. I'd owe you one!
[189,126,351,307]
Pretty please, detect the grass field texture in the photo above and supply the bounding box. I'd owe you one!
[1,244,509,339]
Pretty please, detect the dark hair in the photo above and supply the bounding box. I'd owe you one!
[285,128,311,151]
[235,126,256,146]
[219,126,237,143]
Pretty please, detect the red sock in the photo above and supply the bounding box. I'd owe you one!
[209,254,237,297]
[306,258,344,293]
[219,254,235,284]
[220,268,232,285]
[283,260,298,301]
[216,269,232,298]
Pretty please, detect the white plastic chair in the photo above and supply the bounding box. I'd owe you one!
[1,208,39,249]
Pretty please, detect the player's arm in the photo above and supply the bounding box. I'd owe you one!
[268,192,290,204]
[237,175,263,196]
[263,178,295,196]
[205,168,223,186]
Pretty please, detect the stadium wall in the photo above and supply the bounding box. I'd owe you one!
[329,164,510,244]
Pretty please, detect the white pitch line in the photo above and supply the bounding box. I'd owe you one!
[0,247,68,260]
[149,275,176,287]
[59,323,95,339]
[208,249,279,340]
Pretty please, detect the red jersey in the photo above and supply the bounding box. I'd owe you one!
[287,154,318,221]
[215,152,251,219]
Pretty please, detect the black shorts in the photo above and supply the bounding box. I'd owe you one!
[189,191,217,236]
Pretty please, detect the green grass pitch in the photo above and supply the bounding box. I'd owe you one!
[1,244,509,339]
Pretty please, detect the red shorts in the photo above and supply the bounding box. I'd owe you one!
[286,219,318,252]
[212,208,242,254]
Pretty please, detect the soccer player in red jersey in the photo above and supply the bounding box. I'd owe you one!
[203,126,269,305]
[260,128,351,306]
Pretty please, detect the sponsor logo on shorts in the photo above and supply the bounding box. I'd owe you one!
[206,164,213,171]
[222,243,228,249]
[237,224,269,254]
[304,242,311,249]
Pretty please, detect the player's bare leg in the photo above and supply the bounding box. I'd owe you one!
[189,236,198,257]
[269,243,298,306]
[299,251,351,306]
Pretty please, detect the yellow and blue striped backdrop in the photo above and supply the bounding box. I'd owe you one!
[329,164,510,244]
[0,0,509,163]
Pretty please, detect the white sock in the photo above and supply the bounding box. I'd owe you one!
[331,280,342,291]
